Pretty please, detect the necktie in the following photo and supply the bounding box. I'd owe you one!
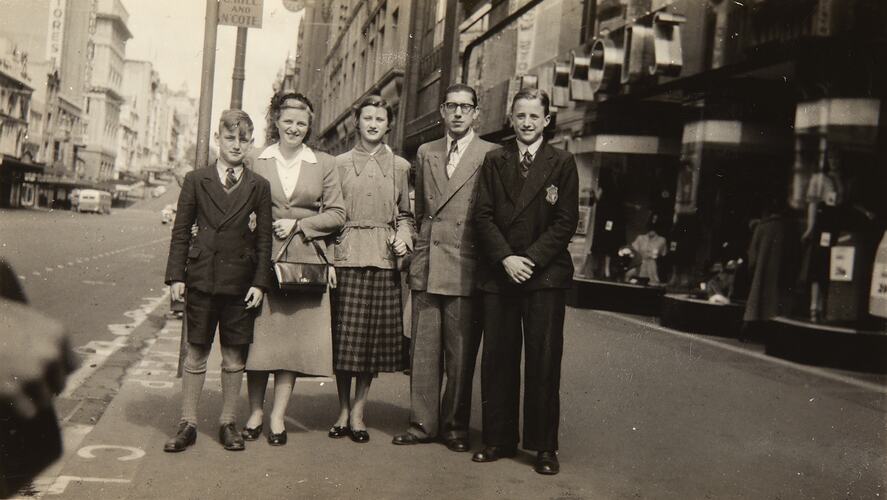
[225,167,237,189]
[520,150,532,179]
[446,140,459,179]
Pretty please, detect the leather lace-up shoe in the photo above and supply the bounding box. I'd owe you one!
[163,422,197,452]
[219,423,245,451]
[241,424,263,441]
[392,433,434,445]
[534,451,560,475]
[445,438,470,452]
[471,445,517,463]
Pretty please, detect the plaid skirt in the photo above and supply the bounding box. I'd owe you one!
[332,267,406,373]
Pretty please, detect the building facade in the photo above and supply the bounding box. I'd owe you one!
[81,0,131,181]
[298,0,413,155]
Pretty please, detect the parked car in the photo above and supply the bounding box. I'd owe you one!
[161,204,176,225]
[77,189,112,214]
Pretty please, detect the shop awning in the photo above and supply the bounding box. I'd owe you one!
[571,134,680,155]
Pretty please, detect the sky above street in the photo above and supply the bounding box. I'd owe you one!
[124,0,303,145]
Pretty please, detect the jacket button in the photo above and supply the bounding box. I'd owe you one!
[428,215,433,220]
[433,241,439,246]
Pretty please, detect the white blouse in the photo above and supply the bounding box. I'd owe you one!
[258,143,318,199]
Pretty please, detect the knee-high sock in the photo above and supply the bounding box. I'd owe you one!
[219,369,244,425]
[181,370,207,425]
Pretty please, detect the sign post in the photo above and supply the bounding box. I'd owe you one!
[218,0,264,110]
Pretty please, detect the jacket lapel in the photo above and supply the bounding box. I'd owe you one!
[199,166,228,222]
[290,154,318,204]
[427,138,447,198]
[509,142,556,225]
[497,143,519,205]
[255,158,286,204]
[435,136,483,215]
[220,168,257,227]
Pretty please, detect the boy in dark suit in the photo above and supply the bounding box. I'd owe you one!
[471,89,579,475]
[163,110,273,452]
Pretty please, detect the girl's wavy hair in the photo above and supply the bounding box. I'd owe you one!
[265,92,315,145]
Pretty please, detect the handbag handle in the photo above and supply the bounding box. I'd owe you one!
[274,228,330,266]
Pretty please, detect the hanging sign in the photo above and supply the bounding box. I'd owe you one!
[219,0,264,29]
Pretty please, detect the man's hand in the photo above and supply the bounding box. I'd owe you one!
[170,282,186,302]
[244,287,264,309]
[1,299,77,419]
[190,223,199,238]
[329,267,337,289]
[273,219,298,239]
[502,255,535,284]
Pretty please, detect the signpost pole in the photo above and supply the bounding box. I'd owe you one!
[230,27,248,109]
[195,0,219,171]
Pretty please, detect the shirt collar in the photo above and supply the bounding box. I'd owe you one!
[216,159,243,175]
[516,137,543,158]
[258,142,317,164]
[351,142,393,176]
[446,129,475,155]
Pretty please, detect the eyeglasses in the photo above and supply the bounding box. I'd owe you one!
[442,102,476,113]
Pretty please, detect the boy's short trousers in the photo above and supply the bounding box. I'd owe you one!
[185,288,257,346]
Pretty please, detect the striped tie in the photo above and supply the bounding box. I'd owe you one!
[446,140,459,179]
[520,151,532,179]
[225,167,237,189]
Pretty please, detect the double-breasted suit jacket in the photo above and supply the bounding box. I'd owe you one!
[474,142,579,294]
[473,141,578,452]
[409,135,500,296]
[165,164,273,296]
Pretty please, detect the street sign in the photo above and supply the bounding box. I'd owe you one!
[281,0,308,12]
[218,0,263,29]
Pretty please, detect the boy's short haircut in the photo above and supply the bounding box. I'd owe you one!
[511,88,550,117]
[443,83,478,107]
[218,109,254,139]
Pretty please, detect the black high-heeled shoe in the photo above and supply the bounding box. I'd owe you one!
[350,428,370,443]
[241,424,263,441]
[267,428,287,446]
[328,425,351,439]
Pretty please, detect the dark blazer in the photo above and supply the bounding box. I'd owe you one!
[409,135,500,296]
[164,164,273,295]
[473,142,579,293]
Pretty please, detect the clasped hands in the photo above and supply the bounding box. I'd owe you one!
[502,255,536,284]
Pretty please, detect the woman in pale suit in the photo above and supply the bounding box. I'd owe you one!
[241,92,345,445]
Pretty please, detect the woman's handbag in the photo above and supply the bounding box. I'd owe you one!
[273,227,331,294]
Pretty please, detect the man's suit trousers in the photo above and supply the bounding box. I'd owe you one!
[408,291,482,440]
[481,289,565,451]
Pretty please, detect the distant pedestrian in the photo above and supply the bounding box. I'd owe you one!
[240,92,346,446]
[392,83,498,452]
[329,96,414,443]
[471,89,579,475]
[163,110,272,452]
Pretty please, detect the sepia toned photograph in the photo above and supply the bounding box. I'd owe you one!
[1,0,886,498]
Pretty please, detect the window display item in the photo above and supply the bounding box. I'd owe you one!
[870,231,887,319]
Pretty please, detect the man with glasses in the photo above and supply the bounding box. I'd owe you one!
[392,84,499,452]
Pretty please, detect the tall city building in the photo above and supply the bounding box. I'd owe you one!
[299,0,413,155]
[81,0,132,181]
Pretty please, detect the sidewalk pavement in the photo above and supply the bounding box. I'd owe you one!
[20,314,600,499]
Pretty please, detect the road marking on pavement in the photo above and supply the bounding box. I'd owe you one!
[61,292,169,399]
[45,476,131,495]
[595,311,887,394]
[77,445,145,462]
[129,379,175,389]
[32,271,40,276]
[45,267,54,272]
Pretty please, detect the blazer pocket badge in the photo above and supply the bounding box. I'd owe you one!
[545,185,558,205]
[248,211,257,232]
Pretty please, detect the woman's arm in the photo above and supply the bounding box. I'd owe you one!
[298,156,347,239]
[393,160,414,251]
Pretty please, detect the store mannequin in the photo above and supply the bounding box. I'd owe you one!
[626,223,668,285]
[800,154,843,323]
